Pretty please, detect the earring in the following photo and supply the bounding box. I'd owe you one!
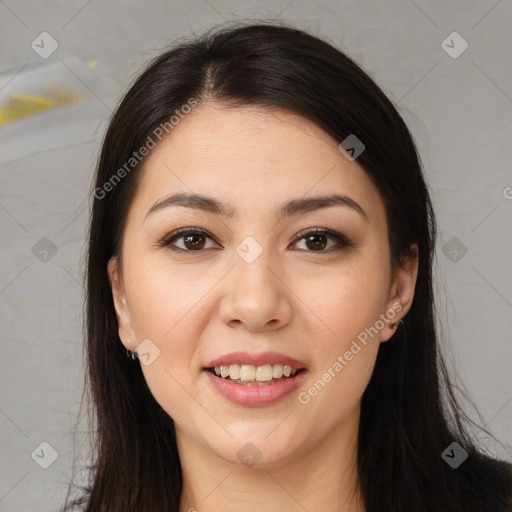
[126,348,139,360]
[125,338,139,360]
[390,319,403,329]
[126,349,139,360]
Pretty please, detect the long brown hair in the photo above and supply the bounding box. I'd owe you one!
[62,21,512,511]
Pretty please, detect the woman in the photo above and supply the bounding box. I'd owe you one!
[63,22,512,511]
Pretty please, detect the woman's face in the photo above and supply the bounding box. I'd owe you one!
[108,102,418,467]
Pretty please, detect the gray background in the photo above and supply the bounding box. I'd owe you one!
[0,1,511,510]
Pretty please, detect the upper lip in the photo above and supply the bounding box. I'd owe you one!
[205,351,307,369]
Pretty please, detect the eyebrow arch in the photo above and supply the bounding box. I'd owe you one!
[144,192,368,223]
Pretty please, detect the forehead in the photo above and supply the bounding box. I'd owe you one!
[131,102,386,226]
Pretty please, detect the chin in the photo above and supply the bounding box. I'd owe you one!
[203,429,306,469]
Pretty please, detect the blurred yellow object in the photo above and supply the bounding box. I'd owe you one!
[0,88,89,126]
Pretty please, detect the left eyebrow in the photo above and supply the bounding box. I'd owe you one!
[144,192,369,223]
[277,194,368,223]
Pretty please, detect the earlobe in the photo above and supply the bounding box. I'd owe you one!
[107,256,133,348]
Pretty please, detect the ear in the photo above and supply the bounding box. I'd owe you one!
[380,243,419,342]
[107,256,135,350]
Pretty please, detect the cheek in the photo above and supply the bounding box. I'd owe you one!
[296,262,387,411]
[298,287,382,418]
[123,260,209,416]
[304,345,378,421]
[300,262,389,346]
[130,269,204,426]
[139,361,201,438]
[125,256,211,343]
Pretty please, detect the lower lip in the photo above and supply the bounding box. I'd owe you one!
[203,369,307,407]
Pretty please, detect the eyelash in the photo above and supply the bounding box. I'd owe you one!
[158,227,356,254]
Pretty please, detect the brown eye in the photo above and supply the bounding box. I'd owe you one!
[182,233,206,250]
[304,233,328,251]
[161,228,219,252]
[292,229,354,252]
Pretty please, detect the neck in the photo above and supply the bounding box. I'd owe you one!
[177,407,365,512]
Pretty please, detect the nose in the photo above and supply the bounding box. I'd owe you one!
[218,247,293,332]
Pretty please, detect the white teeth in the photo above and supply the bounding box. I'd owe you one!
[272,364,284,378]
[239,364,255,381]
[256,364,273,382]
[228,364,240,380]
[212,363,301,381]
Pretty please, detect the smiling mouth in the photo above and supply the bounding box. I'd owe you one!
[206,363,306,386]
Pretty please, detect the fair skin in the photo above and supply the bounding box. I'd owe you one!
[108,102,418,512]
